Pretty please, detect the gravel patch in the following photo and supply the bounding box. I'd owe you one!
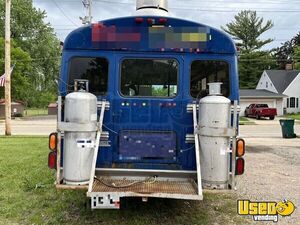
[236,137,300,224]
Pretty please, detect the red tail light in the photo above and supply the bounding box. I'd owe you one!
[48,151,57,170]
[235,158,245,175]
[135,17,144,23]
[159,18,168,24]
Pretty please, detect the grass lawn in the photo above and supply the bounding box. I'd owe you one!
[239,117,249,122]
[0,137,247,225]
[284,113,300,120]
[24,108,48,117]
[239,117,255,125]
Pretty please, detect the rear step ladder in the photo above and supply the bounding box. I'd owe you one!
[192,104,203,197]
[88,100,107,194]
[87,103,203,209]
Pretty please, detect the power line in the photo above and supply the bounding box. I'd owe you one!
[89,0,300,13]
[52,0,80,27]
[35,0,300,12]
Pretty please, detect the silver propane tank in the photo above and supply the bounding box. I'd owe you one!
[198,83,231,189]
[63,91,97,185]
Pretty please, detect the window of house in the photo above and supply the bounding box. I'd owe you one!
[120,59,178,97]
[290,97,296,108]
[68,57,109,95]
[296,98,299,108]
[190,60,229,98]
[266,82,268,88]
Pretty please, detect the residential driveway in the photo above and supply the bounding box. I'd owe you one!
[237,120,300,224]
[0,116,56,135]
[240,117,300,138]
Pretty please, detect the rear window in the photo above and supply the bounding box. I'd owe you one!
[68,57,109,95]
[190,60,229,98]
[120,59,178,98]
[256,104,268,108]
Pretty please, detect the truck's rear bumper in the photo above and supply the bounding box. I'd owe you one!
[87,178,202,209]
[56,168,202,209]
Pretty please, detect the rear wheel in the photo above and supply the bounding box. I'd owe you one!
[269,116,275,120]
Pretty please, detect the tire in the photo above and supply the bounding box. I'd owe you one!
[269,116,275,120]
[244,112,248,117]
[256,114,260,120]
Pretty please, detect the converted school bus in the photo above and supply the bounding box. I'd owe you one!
[47,0,245,209]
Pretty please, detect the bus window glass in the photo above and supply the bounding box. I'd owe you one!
[190,61,229,98]
[121,59,178,97]
[68,57,109,95]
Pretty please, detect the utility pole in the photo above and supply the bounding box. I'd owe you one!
[5,0,11,136]
[80,0,92,25]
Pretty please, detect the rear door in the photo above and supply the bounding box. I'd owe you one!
[112,54,183,166]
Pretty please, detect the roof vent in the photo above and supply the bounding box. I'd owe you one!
[134,0,169,16]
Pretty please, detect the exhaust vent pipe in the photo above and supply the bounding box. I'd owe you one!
[134,0,169,16]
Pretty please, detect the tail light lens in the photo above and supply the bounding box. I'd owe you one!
[236,139,245,157]
[49,133,57,151]
[48,151,57,170]
[235,158,245,175]
[159,18,168,24]
[135,17,144,23]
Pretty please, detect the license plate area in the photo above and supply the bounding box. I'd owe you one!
[118,130,177,162]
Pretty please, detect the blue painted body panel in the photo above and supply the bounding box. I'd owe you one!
[59,16,239,171]
[64,16,236,54]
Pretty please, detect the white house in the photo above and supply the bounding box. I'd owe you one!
[239,89,286,116]
[256,70,300,114]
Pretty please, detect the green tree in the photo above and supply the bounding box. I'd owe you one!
[222,11,275,88]
[0,0,61,107]
[294,46,300,70]
[0,38,33,103]
[274,33,300,69]
[222,10,273,52]
[239,51,276,88]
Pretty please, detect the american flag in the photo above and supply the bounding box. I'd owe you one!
[0,65,15,87]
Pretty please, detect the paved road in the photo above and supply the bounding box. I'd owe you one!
[1,116,299,137]
[0,117,56,135]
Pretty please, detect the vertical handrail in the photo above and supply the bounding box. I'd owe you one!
[56,96,62,184]
[231,101,238,190]
[88,101,106,193]
[192,104,203,196]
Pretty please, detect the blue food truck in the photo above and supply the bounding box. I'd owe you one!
[48,0,245,209]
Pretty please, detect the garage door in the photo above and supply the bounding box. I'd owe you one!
[240,99,276,116]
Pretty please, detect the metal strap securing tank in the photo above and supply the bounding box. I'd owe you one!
[88,100,107,193]
[192,104,203,198]
[58,122,97,132]
[197,126,236,137]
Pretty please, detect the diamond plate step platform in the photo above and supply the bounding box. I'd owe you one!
[87,177,202,209]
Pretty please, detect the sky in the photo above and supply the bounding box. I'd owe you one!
[32,0,300,50]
